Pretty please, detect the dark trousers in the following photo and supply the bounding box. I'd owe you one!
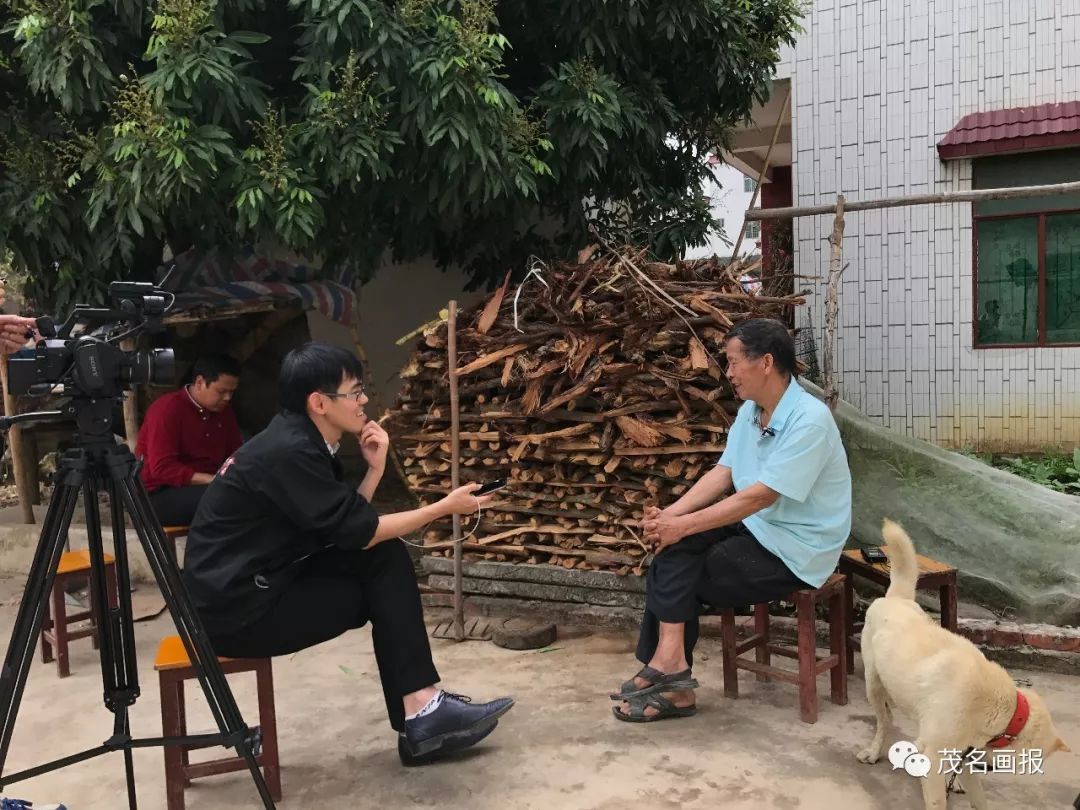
[636,524,809,669]
[209,540,440,732]
[149,485,208,526]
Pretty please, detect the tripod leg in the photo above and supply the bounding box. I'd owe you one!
[84,478,141,712]
[108,480,138,692]
[122,713,137,809]
[115,466,275,809]
[0,477,82,781]
[84,476,142,810]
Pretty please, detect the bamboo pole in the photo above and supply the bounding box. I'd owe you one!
[745,180,1080,220]
[447,300,464,642]
[730,84,791,262]
[0,350,35,524]
[823,196,846,412]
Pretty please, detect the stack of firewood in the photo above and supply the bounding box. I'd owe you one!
[385,246,803,575]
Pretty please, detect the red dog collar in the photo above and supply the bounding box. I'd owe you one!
[987,691,1030,749]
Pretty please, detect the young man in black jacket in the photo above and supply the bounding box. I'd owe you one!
[182,343,513,765]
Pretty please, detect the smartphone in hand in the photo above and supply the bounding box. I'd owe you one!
[475,478,508,496]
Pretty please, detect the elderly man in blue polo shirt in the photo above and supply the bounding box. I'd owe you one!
[612,317,852,722]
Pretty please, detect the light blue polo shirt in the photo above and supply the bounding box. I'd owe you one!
[717,376,852,587]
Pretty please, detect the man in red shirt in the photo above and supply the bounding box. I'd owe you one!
[136,355,243,526]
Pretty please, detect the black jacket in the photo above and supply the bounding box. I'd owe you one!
[182,410,379,635]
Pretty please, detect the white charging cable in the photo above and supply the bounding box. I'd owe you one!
[397,496,483,548]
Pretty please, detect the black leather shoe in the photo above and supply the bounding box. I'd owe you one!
[397,718,498,766]
[401,693,514,759]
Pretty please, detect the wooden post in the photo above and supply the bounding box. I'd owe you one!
[21,428,39,505]
[447,300,464,642]
[730,85,791,263]
[823,195,846,412]
[120,339,140,451]
[0,350,36,524]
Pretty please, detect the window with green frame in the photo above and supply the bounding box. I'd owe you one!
[973,149,1080,347]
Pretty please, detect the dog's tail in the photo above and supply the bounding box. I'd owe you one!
[881,519,918,601]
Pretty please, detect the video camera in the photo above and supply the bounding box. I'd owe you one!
[6,281,176,400]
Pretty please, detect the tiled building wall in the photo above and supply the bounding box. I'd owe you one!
[792,0,1080,448]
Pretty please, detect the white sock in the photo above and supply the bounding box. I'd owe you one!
[405,690,444,721]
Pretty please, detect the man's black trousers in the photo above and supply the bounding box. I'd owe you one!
[636,523,810,668]
[209,539,440,732]
[149,484,208,526]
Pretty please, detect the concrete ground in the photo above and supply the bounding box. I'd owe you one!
[0,575,1077,810]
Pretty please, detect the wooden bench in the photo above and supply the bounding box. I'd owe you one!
[838,549,958,674]
[717,573,848,724]
[40,549,118,678]
[154,635,281,810]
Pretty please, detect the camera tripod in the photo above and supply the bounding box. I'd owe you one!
[0,405,275,809]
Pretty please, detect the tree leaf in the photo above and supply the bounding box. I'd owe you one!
[230,31,271,45]
[126,205,145,237]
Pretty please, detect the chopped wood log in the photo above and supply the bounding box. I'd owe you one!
[614,444,725,456]
[387,245,804,574]
[457,343,529,376]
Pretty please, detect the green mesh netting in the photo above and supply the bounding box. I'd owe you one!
[802,381,1080,625]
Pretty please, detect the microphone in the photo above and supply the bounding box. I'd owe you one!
[752,411,776,438]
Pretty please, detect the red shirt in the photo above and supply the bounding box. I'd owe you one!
[136,387,243,492]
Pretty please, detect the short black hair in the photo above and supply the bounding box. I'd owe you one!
[192,354,241,384]
[724,318,797,377]
[279,342,365,414]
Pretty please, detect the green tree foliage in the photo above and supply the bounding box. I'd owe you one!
[0,0,801,311]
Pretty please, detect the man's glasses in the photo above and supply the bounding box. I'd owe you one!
[323,388,365,402]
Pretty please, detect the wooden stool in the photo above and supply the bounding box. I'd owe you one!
[154,636,281,810]
[162,526,189,566]
[839,549,958,674]
[40,549,118,678]
[718,573,848,724]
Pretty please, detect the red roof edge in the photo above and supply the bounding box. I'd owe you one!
[938,130,1080,160]
[937,101,1080,160]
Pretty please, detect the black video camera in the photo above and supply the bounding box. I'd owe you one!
[6,281,176,400]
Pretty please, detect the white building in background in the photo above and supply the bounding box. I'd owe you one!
[685,162,761,260]
[727,0,1080,450]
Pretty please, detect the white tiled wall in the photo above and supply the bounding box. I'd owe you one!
[793,0,1080,449]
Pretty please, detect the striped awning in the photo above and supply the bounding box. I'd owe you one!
[158,248,356,326]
